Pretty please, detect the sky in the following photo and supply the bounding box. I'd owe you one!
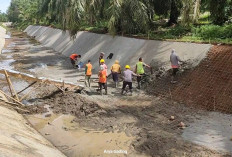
[0,0,11,13]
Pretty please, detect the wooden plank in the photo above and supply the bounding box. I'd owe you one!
[4,70,20,101]
[0,99,29,113]
[0,69,81,90]
[0,90,25,107]
[47,80,65,93]
[4,70,14,98]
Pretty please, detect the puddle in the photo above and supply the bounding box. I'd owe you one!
[27,114,136,157]
[1,49,13,53]
[182,112,232,154]
[28,63,48,73]
[0,58,15,70]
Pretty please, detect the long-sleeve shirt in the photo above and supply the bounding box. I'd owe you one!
[170,53,182,68]
[123,69,136,82]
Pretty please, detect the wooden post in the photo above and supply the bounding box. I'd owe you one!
[4,70,19,101]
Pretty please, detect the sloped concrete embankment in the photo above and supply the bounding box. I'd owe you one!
[0,26,6,53]
[24,25,212,69]
[0,103,66,157]
[0,26,65,157]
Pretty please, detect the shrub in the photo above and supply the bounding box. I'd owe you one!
[193,24,232,39]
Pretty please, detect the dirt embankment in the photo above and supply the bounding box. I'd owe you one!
[148,45,232,114]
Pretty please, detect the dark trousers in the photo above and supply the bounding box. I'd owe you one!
[122,81,132,90]
[99,82,107,90]
[137,73,145,89]
[112,72,119,82]
[70,58,75,66]
[172,68,179,76]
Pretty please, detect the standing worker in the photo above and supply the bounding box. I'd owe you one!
[70,54,81,68]
[99,52,105,66]
[170,49,184,83]
[85,60,92,87]
[111,60,121,88]
[121,65,138,95]
[100,59,107,70]
[135,57,151,89]
[98,65,107,95]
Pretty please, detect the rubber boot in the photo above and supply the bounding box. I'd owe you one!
[137,82,141,89]
[105,89,108,95]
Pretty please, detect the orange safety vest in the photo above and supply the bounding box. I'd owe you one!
[86,63,92,76]
[99,70,107,83]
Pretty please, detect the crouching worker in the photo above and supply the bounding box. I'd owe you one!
[70,54,81,68]
[121,65,138,95]
[98,65,107,95]
[85,60,92,87]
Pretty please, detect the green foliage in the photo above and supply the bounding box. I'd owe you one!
[0,12,8,22]
[193,24,232,39]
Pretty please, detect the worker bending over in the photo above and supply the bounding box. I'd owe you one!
[111,60,121,88]
[70,54,81,68]
[85,60,92,87]
[135,57,150,89]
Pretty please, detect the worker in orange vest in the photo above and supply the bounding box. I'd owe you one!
[85,60,92,87]
[98,65,107,95]
[70,54,81,68]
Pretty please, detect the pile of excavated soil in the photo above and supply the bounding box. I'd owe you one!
[26,84,103,117]
[149,45,232,114]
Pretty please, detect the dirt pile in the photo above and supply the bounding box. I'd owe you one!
[28,88,103,117]
[149,45,232,114]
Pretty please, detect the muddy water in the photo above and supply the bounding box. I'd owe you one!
[27,114,139,157]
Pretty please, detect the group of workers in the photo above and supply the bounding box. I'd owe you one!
[70,49,183,95]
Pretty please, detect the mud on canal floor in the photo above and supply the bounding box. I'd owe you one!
[1,29,232,156]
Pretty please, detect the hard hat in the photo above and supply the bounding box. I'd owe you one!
[125,65,130,69]
[100,59,105,63]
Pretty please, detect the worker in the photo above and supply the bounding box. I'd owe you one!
[70,54,81,68]
[121,65,138,95]
[135,57,151,89]
[100,59,107,70]
[85,60,92,87]
[111,60,121,88]
[99,52,105,66]
[170,49,184,83]
[98,65,107,95]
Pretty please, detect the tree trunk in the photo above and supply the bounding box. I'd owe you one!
[193,0,201,23]
[168,0,181,26]
[99,0,105,19]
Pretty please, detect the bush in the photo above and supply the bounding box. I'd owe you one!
[193,24,232,39]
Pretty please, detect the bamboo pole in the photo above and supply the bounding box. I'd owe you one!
[0,90,25,107]
[4,70,19,101]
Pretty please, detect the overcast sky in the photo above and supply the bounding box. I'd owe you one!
[0,0,11,13]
